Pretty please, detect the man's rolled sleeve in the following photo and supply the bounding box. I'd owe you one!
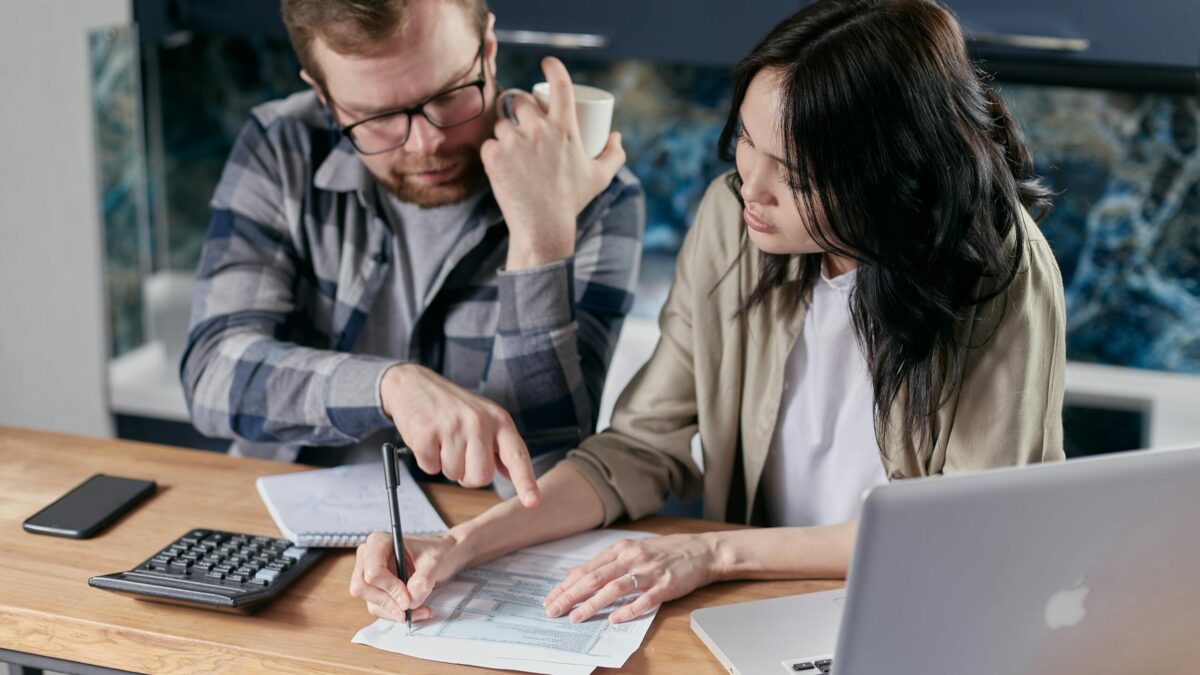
[483,170,644,473]
[496,258,575,335]
[325,354,401,439]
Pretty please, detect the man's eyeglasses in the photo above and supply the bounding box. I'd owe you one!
[336,40,487,155]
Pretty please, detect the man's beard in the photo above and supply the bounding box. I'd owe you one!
[371,146,487,208]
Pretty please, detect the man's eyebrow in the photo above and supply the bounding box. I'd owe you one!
[738,115,791,168]
[343,58,478,118]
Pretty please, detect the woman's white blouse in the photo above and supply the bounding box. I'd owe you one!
[761,267,889,528]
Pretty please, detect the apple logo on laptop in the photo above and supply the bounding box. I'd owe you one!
[1044,579,1089,630]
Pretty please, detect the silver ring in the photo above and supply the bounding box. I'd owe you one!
[628,571,639,591]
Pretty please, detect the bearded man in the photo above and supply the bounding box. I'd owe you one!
[181,0,644,505]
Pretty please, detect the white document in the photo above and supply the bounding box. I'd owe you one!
[353,529,660,673]
[256,462,447,546]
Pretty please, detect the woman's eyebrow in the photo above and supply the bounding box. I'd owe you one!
[739,115,791,168]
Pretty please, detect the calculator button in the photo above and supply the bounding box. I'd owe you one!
[205,570,225,581]
[281,547,307,560]
[254,568,282,583]
[225,573,249,584]
[168,560,192,572]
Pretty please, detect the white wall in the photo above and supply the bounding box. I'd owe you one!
[0,0,130,437]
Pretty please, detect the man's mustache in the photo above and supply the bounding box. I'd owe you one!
[390,148,475,177]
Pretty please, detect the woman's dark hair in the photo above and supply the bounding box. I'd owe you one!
[718,0,1051,454]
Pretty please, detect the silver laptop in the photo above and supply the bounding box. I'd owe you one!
[691,446,1200,674]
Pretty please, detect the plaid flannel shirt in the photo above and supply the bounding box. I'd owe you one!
[181,91,644,462]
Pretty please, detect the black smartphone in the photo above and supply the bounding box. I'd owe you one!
[23,474,156,539]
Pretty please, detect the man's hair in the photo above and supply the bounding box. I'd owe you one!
[282,0,489,86]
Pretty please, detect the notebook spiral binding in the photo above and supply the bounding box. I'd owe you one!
[295,532,370,547]
[293,529,444,547]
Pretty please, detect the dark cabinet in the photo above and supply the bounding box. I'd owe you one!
[466,1,803,66]
[135,0,1199,72]
[945,0,1200,69]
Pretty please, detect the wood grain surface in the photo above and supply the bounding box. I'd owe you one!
[0,427,841,673]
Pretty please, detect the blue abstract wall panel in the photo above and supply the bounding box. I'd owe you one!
[1001,85,1200,373]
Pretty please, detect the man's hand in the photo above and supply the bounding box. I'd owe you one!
[482,56,626,270]
[380,363,540,507]
[349,531,476,623]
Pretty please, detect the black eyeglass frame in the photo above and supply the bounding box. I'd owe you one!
[333,39,488,155]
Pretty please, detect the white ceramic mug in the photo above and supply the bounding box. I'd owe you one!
[531,82,615,159]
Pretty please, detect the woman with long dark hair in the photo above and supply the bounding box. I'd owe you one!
[350,0,1066,625]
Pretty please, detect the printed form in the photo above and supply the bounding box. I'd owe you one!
[353,529,660,674]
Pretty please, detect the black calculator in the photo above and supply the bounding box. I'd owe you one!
[89,529,324,613]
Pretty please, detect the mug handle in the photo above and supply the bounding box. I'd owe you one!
[498,89,526,125]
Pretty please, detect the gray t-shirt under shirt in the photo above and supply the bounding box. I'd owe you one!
[355,189,486,359]
[311,189,487,466]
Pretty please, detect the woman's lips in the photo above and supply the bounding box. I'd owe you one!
[743,208,777,233]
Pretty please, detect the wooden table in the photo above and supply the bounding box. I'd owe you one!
[0,427,840,674]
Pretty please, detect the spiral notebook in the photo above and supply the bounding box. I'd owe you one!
[256,462,449,547]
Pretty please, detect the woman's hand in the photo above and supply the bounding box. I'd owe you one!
[542,533,722,624]
[349,531,477,623]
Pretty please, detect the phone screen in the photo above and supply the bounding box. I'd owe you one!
[24,474,156,538]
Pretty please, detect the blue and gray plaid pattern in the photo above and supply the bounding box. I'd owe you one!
[181,91,644,461]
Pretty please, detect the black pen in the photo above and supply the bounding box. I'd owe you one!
[381,442,411,632]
